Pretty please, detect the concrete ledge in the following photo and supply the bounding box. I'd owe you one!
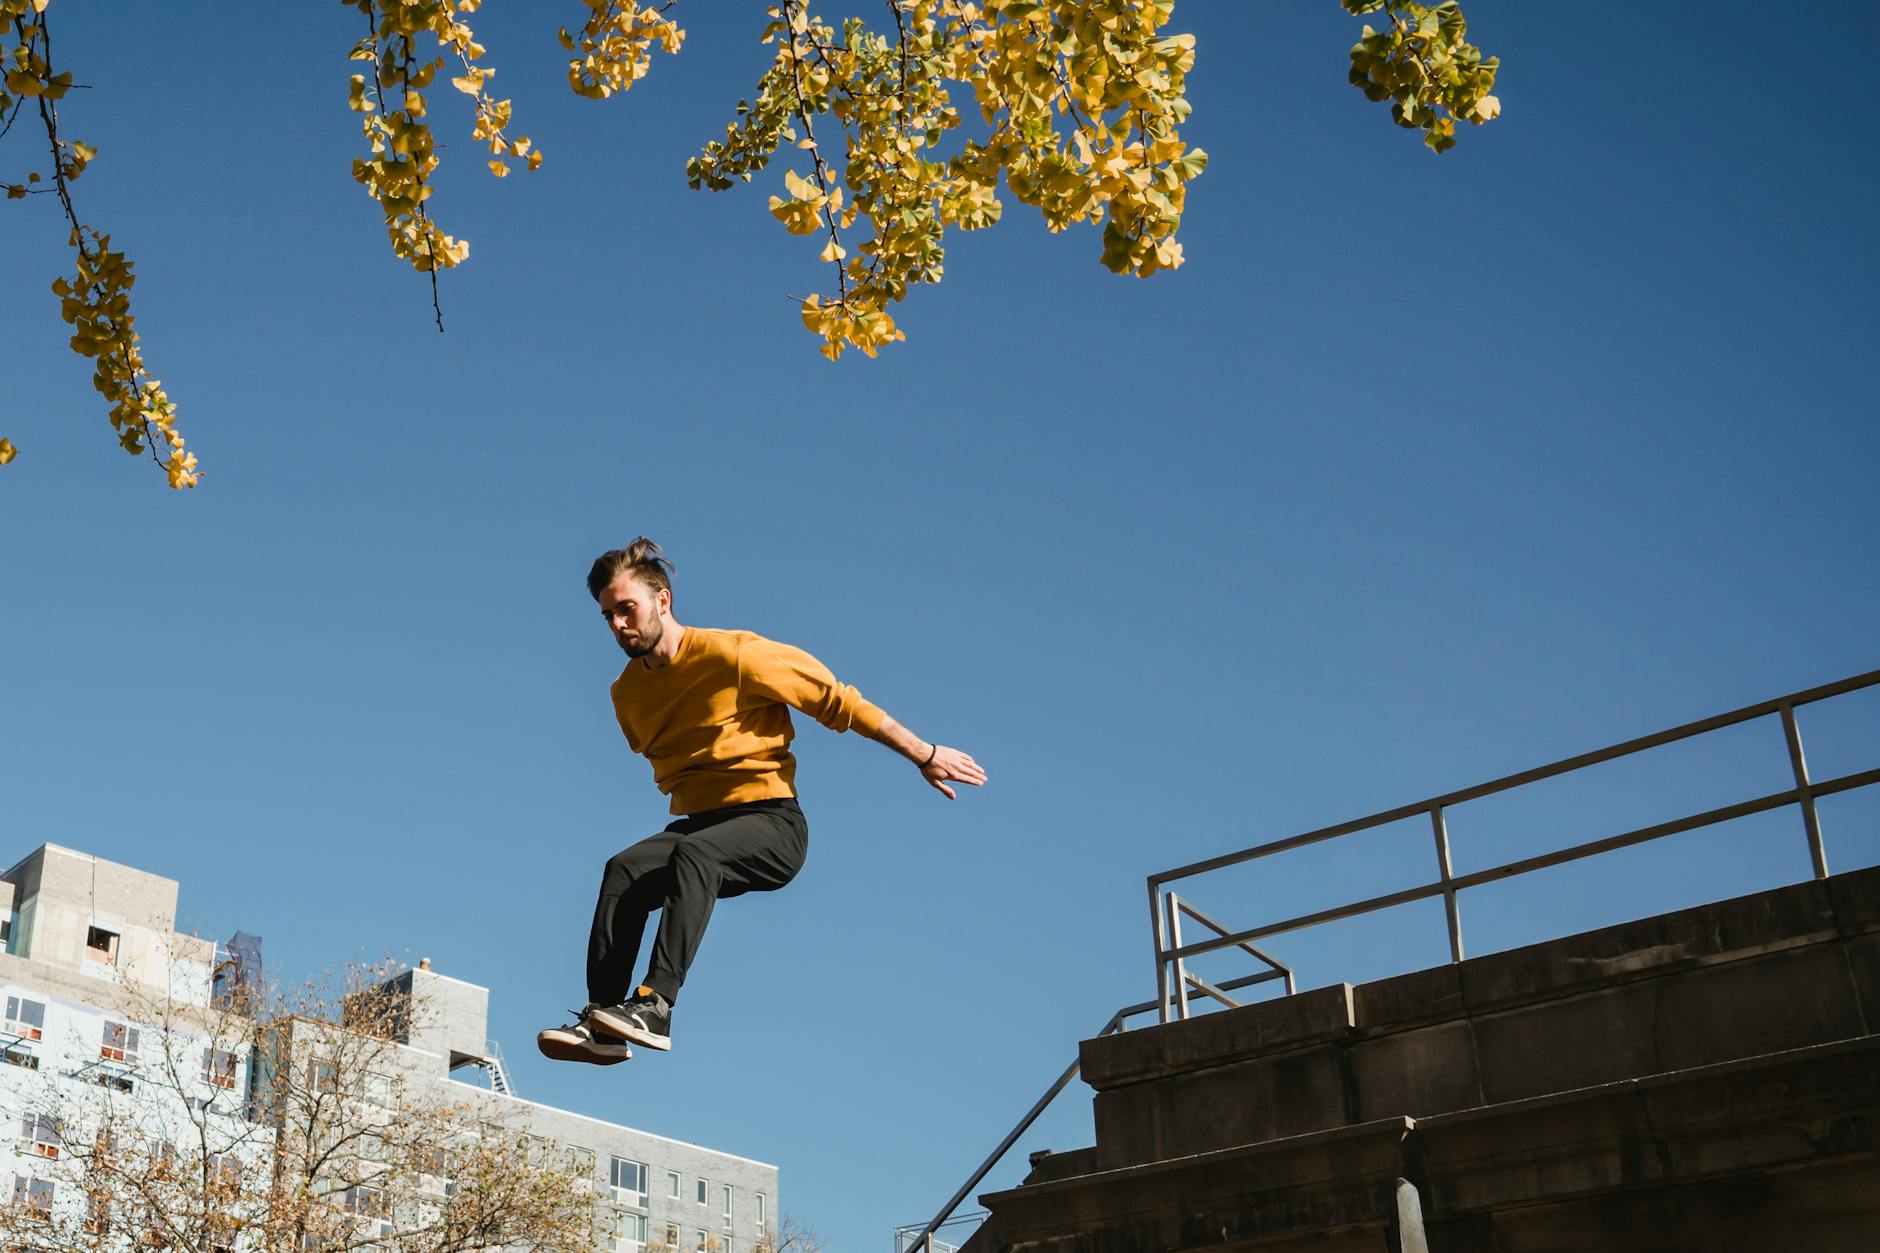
[1079,984,1354,1091]
[1085,942,1872,1172]
[1023,1147,1099,1186]
[1416,1034,1880,1217]
[1828,866,1880,937]
[1352,963,1465,1034]
[1080,869,1880,1101]
[983,1118,1413,1253]
[1090,1044,1349,1170]
[1469,942,1866,1104]
[1455,874,1845,1015]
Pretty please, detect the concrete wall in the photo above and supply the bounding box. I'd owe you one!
[982,867,1880,1253]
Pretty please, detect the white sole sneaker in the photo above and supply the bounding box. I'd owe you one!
[588,1005,672,1052]
[536,1023,632,1065]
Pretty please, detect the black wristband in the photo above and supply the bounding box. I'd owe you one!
[920,742,938,768]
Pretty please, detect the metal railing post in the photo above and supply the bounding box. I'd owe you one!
[1779,703,1829,879]
[1165,892,1190,1021]
[1430,805,1464,962]
[1148,880,1170,1024]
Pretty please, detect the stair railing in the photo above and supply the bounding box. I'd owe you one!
[1149,666,1880,1023]
[903,669,1880,1253]
[898,939,1293,1253]
[896,1003,1140,1253]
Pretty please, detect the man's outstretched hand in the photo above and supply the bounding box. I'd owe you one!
[920,746,987,800]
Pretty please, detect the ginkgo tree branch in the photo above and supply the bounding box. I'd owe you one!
[396,29,446,331]
[13,4,195,486]
[780,0,849,306]
[4,0,1498,483]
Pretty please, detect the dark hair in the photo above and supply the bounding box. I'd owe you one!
[587,537,676,602]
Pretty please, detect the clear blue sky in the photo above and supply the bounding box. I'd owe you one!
[4,3,1877,1249]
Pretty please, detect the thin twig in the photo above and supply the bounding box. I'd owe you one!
[397,31,445,332]
[888,0,909,105]
[780,0,847,305]
[27,8,172,474]
[362,3,444,332]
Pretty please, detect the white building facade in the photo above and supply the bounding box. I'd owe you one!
[0,844,778,1252]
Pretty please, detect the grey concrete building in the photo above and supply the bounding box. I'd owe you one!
[362,960,780,1253]
[0,843,778,1252]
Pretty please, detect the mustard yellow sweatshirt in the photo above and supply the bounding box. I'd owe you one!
[610,626,887,815]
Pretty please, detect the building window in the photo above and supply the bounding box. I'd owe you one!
[343,1185,385,1217]
[695,1229,708,1253]
[666,1222,681,1249]
[12,1176,55,1216]
[756,1193,767,1233]
[361,1071,393,1107]
[722,1185,732,1230]
[667,1170,681,1199]
[610,1156,648,1208]
[19,1114,61,1160]
[568,1145,597,1188]
[100,1020,140,1063]
[1,1044,38,1070]
[86,926,120,965]
[203,1048,240,1089]
[605,1209,649,1252]
[206,1153,241,1191]
[4,995,45,1041]
[307,1059,338,1092]
[696,1178,708,1206]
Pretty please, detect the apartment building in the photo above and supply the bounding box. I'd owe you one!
[356,960,778,1253]
[0,843,777,1251]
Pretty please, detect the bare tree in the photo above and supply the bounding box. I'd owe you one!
[755,1214,827,1253]
[0,952,592,1252]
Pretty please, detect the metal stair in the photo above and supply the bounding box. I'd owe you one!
[483,1038,513,1096]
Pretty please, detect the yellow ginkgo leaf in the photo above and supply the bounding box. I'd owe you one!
[783,168,820,202]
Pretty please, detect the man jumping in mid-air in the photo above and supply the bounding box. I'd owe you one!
[539,538,986,1064]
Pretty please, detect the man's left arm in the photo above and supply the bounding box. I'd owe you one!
[865,715,988,800]
[740,635,987,799]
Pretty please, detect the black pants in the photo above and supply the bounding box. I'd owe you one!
[587,798,808,1007]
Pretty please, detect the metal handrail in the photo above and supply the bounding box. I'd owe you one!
[893,1212,987,1253]
[1163,892,1294,1020]
[896,1003,1142,1253]
[1148,666,1880,1022]
[898,938,1288,1253]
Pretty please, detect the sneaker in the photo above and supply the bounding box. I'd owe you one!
[589,991,672,1052]
[536,1007,633,1065]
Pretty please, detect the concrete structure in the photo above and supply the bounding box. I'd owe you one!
[0,845,271,1240]
[0,843,777,1252]
[972,866,1880,1252]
